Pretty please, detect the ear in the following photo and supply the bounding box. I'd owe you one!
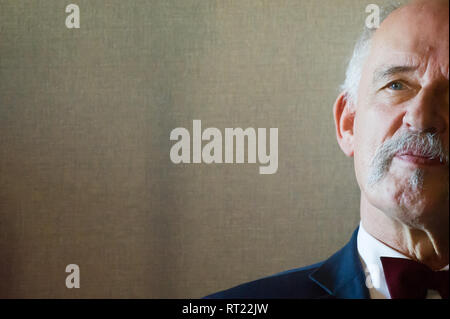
[333,92,355,157]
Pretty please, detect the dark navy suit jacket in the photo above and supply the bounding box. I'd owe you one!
[205,228,370,299]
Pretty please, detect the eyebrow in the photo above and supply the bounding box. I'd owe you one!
[373,65,419,84]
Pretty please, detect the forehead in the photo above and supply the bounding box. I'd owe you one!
[367,2,449,77]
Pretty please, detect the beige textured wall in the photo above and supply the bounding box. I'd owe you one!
[0,0,406,298]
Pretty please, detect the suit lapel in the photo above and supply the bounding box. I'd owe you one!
[308,227,370,299]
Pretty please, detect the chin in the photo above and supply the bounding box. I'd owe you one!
[365,173,449,230]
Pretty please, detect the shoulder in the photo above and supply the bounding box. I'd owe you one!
[204,227,364,299]
[203,261,331,299]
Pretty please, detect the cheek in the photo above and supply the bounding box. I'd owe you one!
[352,104,404,185]
[354,102,405,154]
[351,114,377,190]
[353,110,381,169]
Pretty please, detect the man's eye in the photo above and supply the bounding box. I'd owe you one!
[387,81,405,91]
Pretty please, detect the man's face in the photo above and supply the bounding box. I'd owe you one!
[353,2,449,228]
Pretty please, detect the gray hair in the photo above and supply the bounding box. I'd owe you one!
[341,3,402,107]
[367,130,449,187]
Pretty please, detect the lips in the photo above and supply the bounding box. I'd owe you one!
[395,152,445,166]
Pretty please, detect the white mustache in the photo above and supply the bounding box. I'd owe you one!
[367,131,449,187]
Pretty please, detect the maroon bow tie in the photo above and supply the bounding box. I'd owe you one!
[380,257,449,299]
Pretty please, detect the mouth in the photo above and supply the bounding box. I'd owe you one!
[395,152,446,166]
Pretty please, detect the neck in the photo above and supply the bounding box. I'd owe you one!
[360,194,449,270]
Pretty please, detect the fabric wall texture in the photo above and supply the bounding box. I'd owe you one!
[0,0,406,298]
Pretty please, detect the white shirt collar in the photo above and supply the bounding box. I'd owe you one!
[357,222,407,298]
[357,222,449,299]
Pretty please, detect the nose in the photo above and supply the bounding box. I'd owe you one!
[402,87,448,134]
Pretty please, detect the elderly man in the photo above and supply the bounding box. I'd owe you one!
[206,0,449,299]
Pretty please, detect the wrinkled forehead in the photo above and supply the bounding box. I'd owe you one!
[368,51,449,82]
[367,1,449,77]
